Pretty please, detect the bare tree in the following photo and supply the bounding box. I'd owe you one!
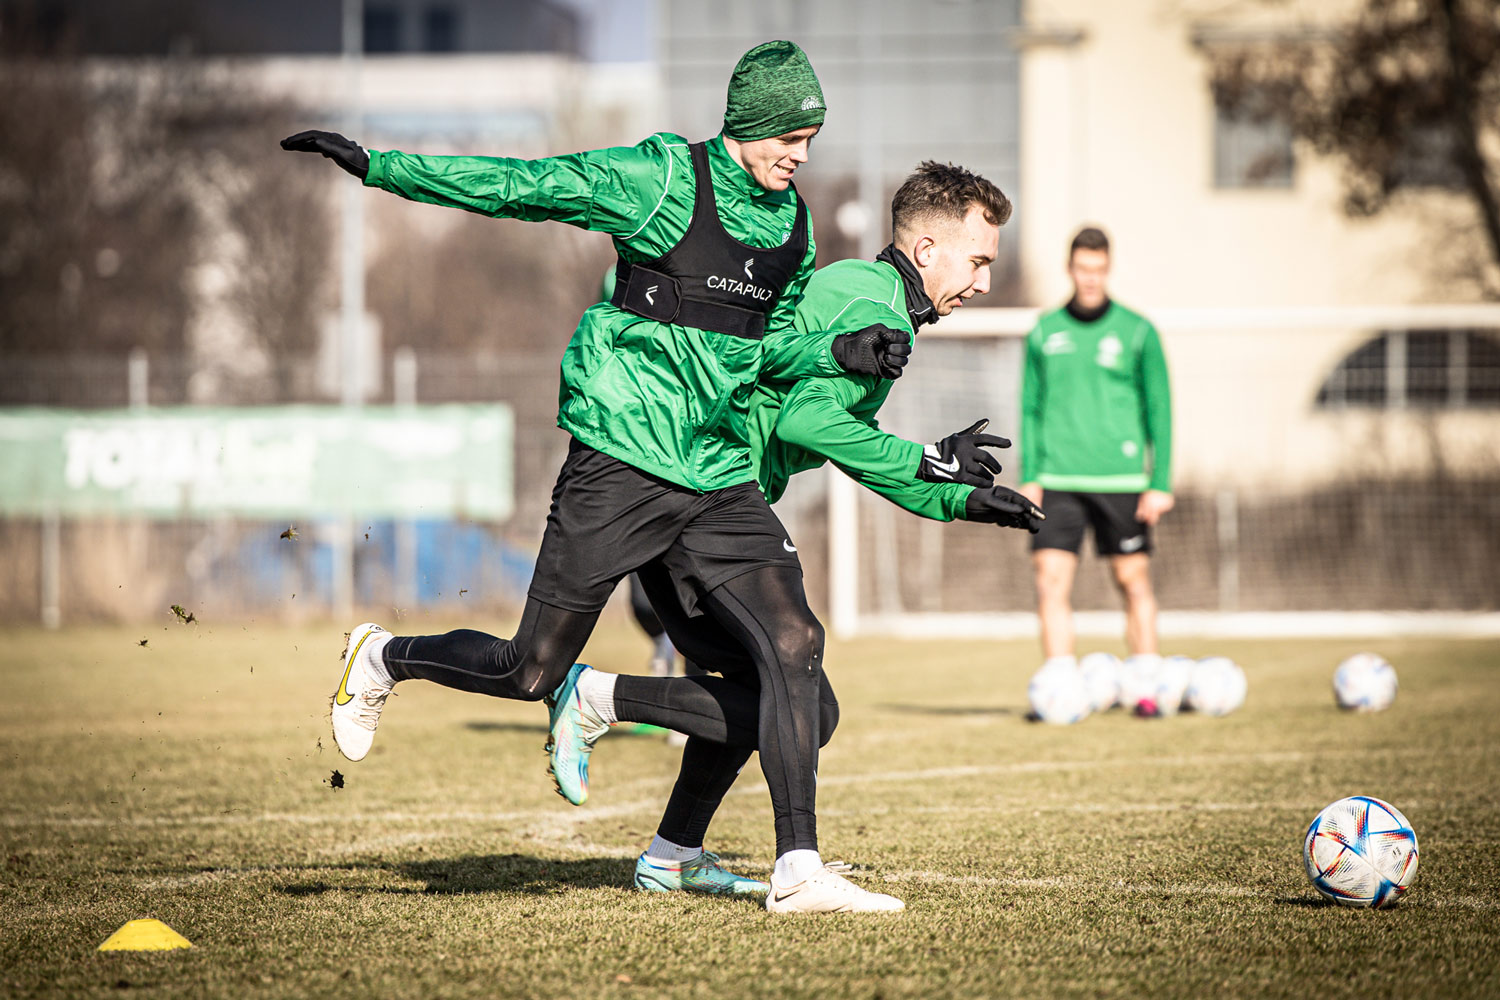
[1206,0,1500,293]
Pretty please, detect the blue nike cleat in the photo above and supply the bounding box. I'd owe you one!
[633,851,769,895]
[546,663,610,806]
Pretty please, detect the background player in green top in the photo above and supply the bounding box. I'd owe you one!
[550,162,1042,913]
[1019,226,1174,667]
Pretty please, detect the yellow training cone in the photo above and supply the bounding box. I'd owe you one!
[98,919,193,952]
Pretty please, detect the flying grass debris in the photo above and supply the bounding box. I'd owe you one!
[137,639,149,648]
[169,604,196,625]
[279,526,298,540]
[328,770,345,789]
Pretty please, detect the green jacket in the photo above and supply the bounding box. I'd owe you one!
[755,258,973,521]
[1020,301,1172,493]
[365,133,837,492]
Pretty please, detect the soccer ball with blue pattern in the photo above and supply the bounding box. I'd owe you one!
[1303,795,1419,908]
[1333,653,1398,712]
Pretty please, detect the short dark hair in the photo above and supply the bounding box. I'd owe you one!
[1070,226,1110,257]
[891,161,1012,242]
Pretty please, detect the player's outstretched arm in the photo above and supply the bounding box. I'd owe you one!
[282,129,672,237]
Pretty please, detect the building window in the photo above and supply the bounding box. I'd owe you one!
[1213,89,1294,189]
[1389,123,1467,192]
[364,6,402,53]
[1316,330,1500,409]
[424,6,458,52]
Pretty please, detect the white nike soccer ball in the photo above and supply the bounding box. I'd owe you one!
[1303,795,1419,908]
[1185,656,1247,717]
[1118,654,1160,713]
[1078,652,1122,712]
[1333,653,1398,712]
[1027,663,1091,725]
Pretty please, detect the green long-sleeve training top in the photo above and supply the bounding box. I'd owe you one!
[1020,301,1173,493]
[755,258,974,521]
[364,133,839,492]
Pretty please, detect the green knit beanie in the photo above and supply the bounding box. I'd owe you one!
[722,40,826,141]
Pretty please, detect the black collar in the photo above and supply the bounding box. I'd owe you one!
[1065,296,1111,323]
[875,244,937,330]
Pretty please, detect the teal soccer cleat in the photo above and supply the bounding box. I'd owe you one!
[634,852,770,896]
[546,663,610,805]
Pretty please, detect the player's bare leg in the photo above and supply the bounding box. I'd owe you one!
[1032,549,1078,659]
[1110,553,1158,655]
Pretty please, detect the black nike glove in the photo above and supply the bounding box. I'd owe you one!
[830,324,913,380]
[964,484,1046,533]
[280,130,370,179]
[917,419,1012,487]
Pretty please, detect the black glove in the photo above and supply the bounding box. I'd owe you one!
[830,324,912,380]
[917,419,1011,487]
[965,484,1045,533]
[280,130,370,179]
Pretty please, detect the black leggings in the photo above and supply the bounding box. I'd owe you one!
[383,564,829,856]
[617,562,838,852]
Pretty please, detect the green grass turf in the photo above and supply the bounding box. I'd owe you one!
[1,619,1497,998]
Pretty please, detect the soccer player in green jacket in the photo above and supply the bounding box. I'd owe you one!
[1018,226,1173,669]
[284,41,912,915]
[550,162,1043,912]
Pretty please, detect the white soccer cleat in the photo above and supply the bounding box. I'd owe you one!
[331,622,392,762]
[765,865,905,914]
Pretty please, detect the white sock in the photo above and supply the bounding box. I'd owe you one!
[575,667,619,724]
[364,633,396,688]
[774,849,823,885]
[644,835,702,865]
[1043,654,1077,671]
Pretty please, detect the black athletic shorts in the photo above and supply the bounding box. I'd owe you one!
[527,439,802,615]
[1030,490,1152,557]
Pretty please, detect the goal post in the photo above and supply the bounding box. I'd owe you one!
[825,304,1500,641]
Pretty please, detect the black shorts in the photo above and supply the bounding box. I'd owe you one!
[527,439,802,615]
[1031,490,1152,557]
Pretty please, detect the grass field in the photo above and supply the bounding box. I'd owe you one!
[2,619,1497,998]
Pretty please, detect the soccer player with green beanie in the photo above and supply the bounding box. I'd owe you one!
[283,41,912,913]
[551,162,1043,913]
[1019,226,1174,668]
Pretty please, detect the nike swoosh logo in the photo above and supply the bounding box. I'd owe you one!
[783,539,797,553]
[334,631,373,706]
[772,890,795,903]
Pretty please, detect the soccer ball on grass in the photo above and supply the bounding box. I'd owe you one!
[1302,795,1418,908]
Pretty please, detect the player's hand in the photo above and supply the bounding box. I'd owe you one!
[964,484,1045,533]
[280,130,370,179]
[1135,489,1175,526]
[830,324,912,380]
[1019,482,1044,508]
[917,419,1011,487]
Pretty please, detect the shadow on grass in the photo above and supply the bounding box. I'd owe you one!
[269,853,765,908]
[877,703,1021,718]
[1274,895,1336,908]
[463,721,549,734]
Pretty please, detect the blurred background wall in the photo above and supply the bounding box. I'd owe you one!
[1,0,1496,628]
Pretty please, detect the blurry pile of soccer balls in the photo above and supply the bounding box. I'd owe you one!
[1026,652,1247,725]
[1028,650,1417,908]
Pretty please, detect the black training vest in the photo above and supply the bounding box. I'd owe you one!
[611,142,809,340]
